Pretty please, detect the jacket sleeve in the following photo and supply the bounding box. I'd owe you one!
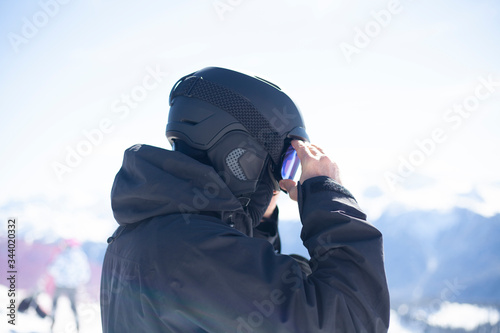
[296,176,390,331]
[169,176,390,332]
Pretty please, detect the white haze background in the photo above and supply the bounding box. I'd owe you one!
[1,1,499,332]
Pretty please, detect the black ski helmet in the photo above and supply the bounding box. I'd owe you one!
[166,67,309,200]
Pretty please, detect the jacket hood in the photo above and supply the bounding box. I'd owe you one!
[111,144,253,235]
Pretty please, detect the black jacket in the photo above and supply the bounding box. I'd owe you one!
[100,144,390,332]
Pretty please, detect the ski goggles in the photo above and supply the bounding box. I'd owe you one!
[274,127,309,182]
[280,144,300,180]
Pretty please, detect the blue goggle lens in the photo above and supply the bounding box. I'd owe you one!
[281,145,300,180]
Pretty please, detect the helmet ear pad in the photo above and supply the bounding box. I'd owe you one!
[207,131,270,198]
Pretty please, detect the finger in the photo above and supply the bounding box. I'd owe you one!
[311,144,325,154]
[291,139,303,151]
[291,140,311,161]
[279,178,295,192]
[279,179,298,201]
[308,144,322,157]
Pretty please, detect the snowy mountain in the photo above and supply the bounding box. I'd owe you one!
[281,206,500,305]
[376,207,500,305]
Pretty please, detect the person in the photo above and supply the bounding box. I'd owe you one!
[100,67,390,332]
[49,238,91,332]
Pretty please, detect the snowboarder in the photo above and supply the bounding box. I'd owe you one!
[100,67,390,332]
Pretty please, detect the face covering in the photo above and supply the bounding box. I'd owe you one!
[243,173,275,228]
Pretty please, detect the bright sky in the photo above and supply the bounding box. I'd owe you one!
[1,0,499,242]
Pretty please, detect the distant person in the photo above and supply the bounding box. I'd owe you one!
[101,67,390,332]
[49,239,90,332]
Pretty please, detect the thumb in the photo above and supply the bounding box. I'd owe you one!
[279,179,298,202]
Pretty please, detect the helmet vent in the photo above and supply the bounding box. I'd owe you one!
[226,148,247,181]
